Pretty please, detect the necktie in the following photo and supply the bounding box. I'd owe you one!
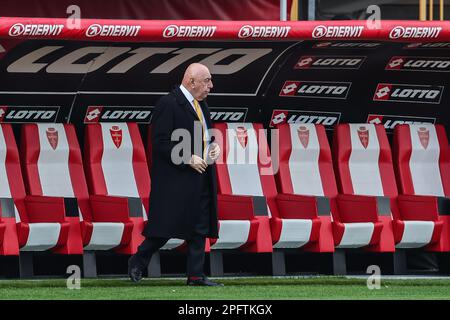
[193,99,206,158]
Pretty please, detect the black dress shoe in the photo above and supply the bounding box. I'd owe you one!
[128,256,143,283]
[187,277,224,287]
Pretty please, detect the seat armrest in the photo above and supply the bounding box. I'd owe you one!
[24,195,66,223]
[89,195,130,222]
[217,194,255,220]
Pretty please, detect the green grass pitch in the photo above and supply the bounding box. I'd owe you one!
[0,277,450,300]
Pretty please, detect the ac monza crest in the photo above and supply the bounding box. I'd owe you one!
[236,126,248,148]
[110,125,123,148]
[357,126,369,149]
[417,127,429,149]
[46,127,58,150]
[297,126,309,148]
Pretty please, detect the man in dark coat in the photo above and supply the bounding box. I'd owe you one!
[128,63,222,286]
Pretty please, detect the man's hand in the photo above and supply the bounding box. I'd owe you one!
[189,154,207,173]
[208,143,221,162]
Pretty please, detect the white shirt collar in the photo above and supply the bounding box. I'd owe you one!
[179,85,210,139]
[180,84,195,106]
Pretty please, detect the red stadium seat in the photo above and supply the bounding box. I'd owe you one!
[214,122,334,275]
[0,124,24,258]
[14,124,74,254]
[21,123,133,277]
[333,123,444,273]
[1,123,99,278]
[212,123,265,255]
[332,124,395,253]
[84,123,148,255]
[275,123,335,254]
[393,124,448,251]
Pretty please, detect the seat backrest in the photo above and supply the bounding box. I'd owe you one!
[20,123,91,220]
[332,123,397,197]
[0,124,27,222]
[276,123,338,197]
[214,123,277,215]
[393,124,450,197]
[84,123,150,217]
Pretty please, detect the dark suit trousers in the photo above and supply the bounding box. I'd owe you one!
[134,170,211,278]
[134,235,206,278]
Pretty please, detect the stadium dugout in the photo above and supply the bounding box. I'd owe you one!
[0,17,449,278]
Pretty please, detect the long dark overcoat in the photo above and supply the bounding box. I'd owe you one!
[143,86,219,239]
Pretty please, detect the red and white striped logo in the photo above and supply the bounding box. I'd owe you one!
[46,127,58,150]
[417,127,430,149]
[297,126,310,149]
[235,126,248,149]
[357,126,369,149]
[110,125,123,148]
